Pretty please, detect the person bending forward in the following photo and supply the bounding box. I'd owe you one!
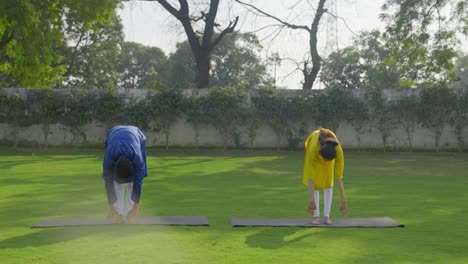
[302,128,349,225]
[103,125,147,224]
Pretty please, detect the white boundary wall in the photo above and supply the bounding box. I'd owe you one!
[0,88,466,150]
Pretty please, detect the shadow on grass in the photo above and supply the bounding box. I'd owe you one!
[0,225,164,249]
[244,227,316,249]
[0,155,100,170]
[0,228,95,249]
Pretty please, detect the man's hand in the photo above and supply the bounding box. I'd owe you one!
[307,200,316,214]
[127,203,140,224]
[340,201,349,217]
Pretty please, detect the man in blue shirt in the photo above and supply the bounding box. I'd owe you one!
[103,125,147,224]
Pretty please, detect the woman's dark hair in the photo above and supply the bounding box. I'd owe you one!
[115,156,133,182]
[320,142,337,160]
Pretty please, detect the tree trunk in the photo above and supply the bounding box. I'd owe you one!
[302,0,326,90]
[155,0,238,89]
[222,130,229,151]
[405,125,413,151]
[195,55,211,89]
[355,131,361,151]
[382,133,387,152]
[302,65,315,90]
[276,134,281,152]
[12,126,19,149]
[42,124,50,151]
[193,123,200,149]
[435,128,442,153]
[164,129,170,150]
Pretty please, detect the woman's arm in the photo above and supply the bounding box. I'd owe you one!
[336,178,349,216]
[307,180,316,213]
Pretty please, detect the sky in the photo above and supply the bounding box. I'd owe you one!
[116,0,389,88]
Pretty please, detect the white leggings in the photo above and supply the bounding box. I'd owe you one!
[113,181,134,216]
[313,188,333,218]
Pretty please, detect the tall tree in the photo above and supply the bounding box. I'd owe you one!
[380,0,463,87]
[321,30,400,89]
[321,47,365,89]
[164,32,270,89]
[152,0,239,88]
[164,41,197,89]
[211,32,270,87]
[118,42,167,89]
[0,0,118,88]
[381,0,468,36]
[61,16,124,89]
[235,0,327,89]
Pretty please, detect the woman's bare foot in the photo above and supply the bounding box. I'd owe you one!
[312,217,320,225]
[324,217,333,225]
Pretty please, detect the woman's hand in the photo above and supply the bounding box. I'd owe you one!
[307,200,316,214]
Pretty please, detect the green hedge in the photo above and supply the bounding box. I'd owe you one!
[0,87,467,151]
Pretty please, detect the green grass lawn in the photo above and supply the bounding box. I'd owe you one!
[0,147,467,264]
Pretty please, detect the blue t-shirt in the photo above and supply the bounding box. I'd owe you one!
[103,125,147,204]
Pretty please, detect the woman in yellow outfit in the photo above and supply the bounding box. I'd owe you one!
[302,128,349,225]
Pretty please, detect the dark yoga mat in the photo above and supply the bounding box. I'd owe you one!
[230,217,404,228]
[32,216,209,228]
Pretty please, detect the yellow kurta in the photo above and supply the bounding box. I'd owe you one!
[302,129,344,189]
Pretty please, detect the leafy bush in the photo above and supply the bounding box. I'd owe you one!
[419,88,455,152]
[0,92,32,147]
[60,91,96,144]
[148,88,184,149]
[203,86,244,150]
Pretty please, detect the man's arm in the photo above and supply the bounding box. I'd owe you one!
[128,171,144,224]
[103,155,117,205]
[130,151,146,204]
[128,152,146,223]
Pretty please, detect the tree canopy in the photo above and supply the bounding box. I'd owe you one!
[0,0,119,88]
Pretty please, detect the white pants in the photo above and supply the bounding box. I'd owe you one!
[313,188,333,218]
[113,181,134,216]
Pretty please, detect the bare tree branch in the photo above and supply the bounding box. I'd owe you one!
[235,0,310,31]
[201,0,220,51]
[155,0,201,55]
[154,0,182,19]
[66,28,87,74]
[210,16,239,51]
[262,25,286,49]
[244,24,285,35]
[324,11,358,36]
[190,11,207,22]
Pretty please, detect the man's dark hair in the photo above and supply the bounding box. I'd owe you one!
[320,142,337,161]
[115,156,133,182]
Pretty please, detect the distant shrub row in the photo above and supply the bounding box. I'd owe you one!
[0,87,467,151]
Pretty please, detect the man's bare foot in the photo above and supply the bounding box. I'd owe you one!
[312,217,320,225]
[324,217,333,225]
[116,215,125,224]
[108,214,123,224]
